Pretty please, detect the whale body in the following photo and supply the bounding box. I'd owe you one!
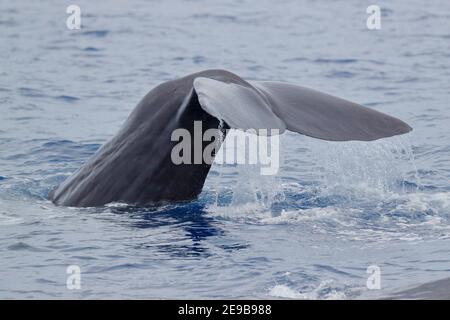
[49,69,412,207]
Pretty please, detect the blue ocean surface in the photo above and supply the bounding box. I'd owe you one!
[0,0,449,299]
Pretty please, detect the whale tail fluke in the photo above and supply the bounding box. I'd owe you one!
[193,75,411,141]
[50,69,412,207]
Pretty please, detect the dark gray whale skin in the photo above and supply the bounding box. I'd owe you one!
[49,69,411,207]
[49,70,240,206]
[384,277,450,300]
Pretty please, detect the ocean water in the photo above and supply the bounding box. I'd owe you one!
[0,0,449,299]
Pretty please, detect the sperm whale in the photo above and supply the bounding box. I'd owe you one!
[49,69,412,207]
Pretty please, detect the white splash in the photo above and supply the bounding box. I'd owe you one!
[268,280,347,300]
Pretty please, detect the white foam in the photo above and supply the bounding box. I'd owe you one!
[268,284,307,299]
[268,280,347,300]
